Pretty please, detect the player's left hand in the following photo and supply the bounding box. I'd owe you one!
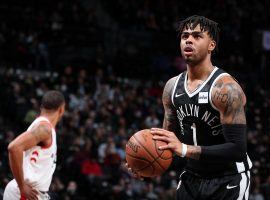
[20,180,39,200]
[124,163,144,181]
[151,128,182,156]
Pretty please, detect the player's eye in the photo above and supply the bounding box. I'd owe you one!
[193,34,202,39]
[181,34,189,39]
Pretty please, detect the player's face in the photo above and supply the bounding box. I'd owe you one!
[180,24,216,65]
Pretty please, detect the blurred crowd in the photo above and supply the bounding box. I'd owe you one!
[0,0,270,199]
[0,0,269,78]
[0,67,177,200]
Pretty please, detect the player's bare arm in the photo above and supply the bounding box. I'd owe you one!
[162,76,178,132]
[160,75,202,159]
[8,123,51,197]
[151,77,186,157]
[153,77,205,159]
[152,76,201,159]
[8,122,52,153]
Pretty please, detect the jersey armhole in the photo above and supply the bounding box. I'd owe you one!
[171,73,182,107]
[209,73,230,111]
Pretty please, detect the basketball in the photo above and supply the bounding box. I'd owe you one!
[125,129,173,177]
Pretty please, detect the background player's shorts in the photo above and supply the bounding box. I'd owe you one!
[3,179,20,200]
[4,179,51,200]
[176,170,250,200]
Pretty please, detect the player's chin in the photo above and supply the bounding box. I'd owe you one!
[182,52,192,59]
[184,57,194,63]
[185,56,200,65]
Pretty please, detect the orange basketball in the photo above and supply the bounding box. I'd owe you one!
[125,129,173,177]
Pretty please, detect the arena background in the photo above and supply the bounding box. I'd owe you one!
[0,0,270,199]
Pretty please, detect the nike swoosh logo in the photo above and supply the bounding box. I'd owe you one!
[226,184,238,189]
[175,93,185,97]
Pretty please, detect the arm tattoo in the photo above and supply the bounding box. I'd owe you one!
[212,79,246,124]
[31,124,52,143]
[162,77,178,132]
[186,145,201,160]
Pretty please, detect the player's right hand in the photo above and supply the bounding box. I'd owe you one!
[125,163,144,180]
[20,180,39,200]
[151,128,183,156]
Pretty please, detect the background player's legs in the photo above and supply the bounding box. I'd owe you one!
[3,179,21,200]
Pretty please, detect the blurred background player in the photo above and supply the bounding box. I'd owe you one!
[4,90,65,200]
[151,15,252,199]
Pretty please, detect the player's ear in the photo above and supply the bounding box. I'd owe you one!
[58,104,65,116]
[208,39,216,53]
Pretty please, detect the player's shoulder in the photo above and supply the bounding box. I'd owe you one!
[211,73,246,112]
[31,122,52,133]
[163,76,179,95]
[212,72,244,93]
[164,75,179,91]
[166,75,178,84]
[31,117,52,129]
[162,75,179,104]
[29,118,52,137]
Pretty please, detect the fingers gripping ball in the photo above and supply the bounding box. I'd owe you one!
[125,129,173,177]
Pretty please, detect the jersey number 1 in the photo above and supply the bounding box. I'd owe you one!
[191,123,197,146]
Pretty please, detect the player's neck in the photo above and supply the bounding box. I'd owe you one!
[40,111,58,127]
[186,59,214,81]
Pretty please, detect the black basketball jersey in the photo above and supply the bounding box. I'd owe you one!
[171,67,252,177]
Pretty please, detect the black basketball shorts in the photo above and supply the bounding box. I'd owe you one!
[176,170,250,200]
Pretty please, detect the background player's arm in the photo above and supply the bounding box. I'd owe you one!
[162,76,178,132]
[8,123,52,190]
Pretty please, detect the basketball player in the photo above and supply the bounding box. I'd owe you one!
[4,90,65,200]
[150,15,252,199]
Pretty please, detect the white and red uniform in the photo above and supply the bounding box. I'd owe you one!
[4,116,57,200]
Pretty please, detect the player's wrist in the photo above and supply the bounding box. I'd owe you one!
[180,143,187,157]
[19,184,25,193]
[17,181,24,190]
[185,145,201,160]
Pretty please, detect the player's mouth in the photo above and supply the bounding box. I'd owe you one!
[183,46,194,56]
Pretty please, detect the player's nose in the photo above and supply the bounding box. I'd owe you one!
[186,39,193,45]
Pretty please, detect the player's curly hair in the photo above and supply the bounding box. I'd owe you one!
[177,15,220,53]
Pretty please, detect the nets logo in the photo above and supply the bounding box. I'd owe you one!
[198,92,208,104]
